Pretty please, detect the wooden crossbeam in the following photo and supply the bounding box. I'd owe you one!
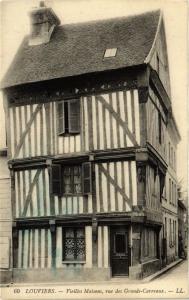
[97,95,138,146]
[99,163,132,208]
[22,169,41,217]
[14,104,43,158]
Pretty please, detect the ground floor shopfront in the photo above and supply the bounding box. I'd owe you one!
[11,219,162,283]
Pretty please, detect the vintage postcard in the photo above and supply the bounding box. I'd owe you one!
[0,0,188,299]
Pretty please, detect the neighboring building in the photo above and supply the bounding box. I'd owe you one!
[178,199,187,257]
[161,117,181,265]
[0,3,181,282]
[0,98,11,283]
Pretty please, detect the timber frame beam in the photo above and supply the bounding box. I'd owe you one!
[13,209,163,228]
[8,146,166,171]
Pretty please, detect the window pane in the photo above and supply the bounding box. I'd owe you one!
[76,228,85,238]
[63,166,81,194]
[64,228,85,261]
[74,183,81,193]
[76,228,85,260]
[115,234,126,253]
[104,48,117,58]
[74,166,81,193]
[63,167,72,194]
[65,228,74,238]
[76,238,85,260]
[74,166,80,175]
[64,238,75,260]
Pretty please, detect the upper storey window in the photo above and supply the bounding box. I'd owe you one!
[50,162,92,196]
[63,165,82,194]
[57,99,80,135]
[104,48,117,58]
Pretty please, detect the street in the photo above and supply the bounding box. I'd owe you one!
[1,260,188,299]
[156,260,188,282]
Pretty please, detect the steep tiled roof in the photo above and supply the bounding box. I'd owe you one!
[1,10,161,88]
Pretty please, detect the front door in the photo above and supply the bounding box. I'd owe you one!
[111,228,129,276]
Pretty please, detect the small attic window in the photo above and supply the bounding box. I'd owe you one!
[104,48,117,58]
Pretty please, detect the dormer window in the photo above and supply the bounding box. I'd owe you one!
[57,99,80,135]
[104,48,117,58]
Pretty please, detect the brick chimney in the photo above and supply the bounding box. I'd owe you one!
[29,1,60,46]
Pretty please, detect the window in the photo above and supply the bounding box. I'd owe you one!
[50,162,92,196]
[63,228,85,262]
[144,229,149,257]
[104,48,117,58]
[57,99,80,135]
[169,142,171,164]
[142,228,157,258]
[171,147,173,167]
[169,179,171,204]
[152,168,157,195]
[63,166,82,194]
[115,233,126,254]
[158,112,162,144]
[174,152,176,170]
[164,217,167,238]
[172,181,174,206]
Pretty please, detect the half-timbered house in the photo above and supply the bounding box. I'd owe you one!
[1,3,181,282]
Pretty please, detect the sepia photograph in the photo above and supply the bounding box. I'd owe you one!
[0,0,188,299]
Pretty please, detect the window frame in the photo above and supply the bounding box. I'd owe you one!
[104,48,117,58]
[63,165,82,196]
[62,227,86,263]
[50,162,92,196]
[57,99,80,136]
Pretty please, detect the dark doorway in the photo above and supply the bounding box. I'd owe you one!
[111,228,129,276]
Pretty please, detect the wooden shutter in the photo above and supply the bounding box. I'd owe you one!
[68,100,80,133]
[57,101,65,135]
[50,164,62,195]
[82,162,92,194]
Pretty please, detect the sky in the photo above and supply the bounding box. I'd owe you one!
[0,0,188,191]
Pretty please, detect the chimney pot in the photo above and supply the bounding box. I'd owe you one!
[40,1,45,7]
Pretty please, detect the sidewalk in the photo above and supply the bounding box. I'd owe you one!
[1,259,184,287]
[142,258,183,282]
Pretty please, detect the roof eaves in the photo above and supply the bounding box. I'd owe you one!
[1,63,142,90]
[144,9,162,64]
[169,112,182,142]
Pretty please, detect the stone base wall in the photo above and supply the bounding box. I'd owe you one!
[141,259,161,278]
[13,267,111,283]
[0,269,12,284]
[167,254,177,265]
[129,259,161,279]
